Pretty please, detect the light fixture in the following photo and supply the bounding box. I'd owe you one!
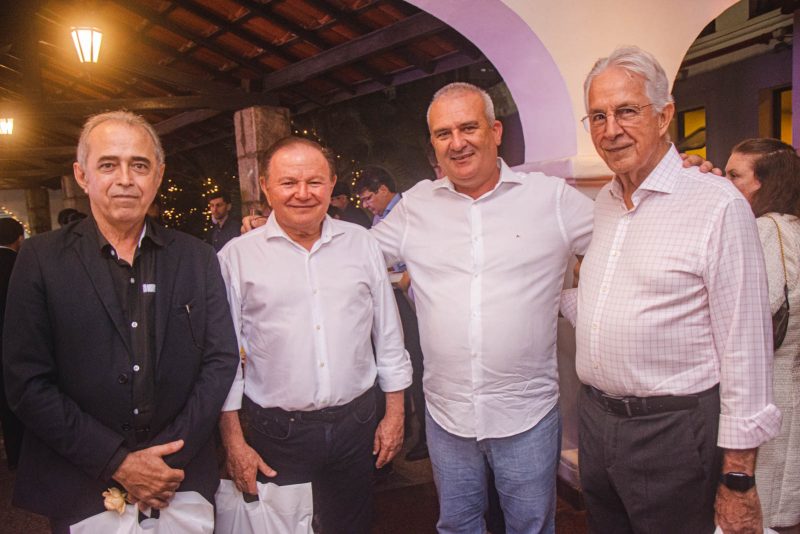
[0,118,13,135]
[70,27,102,63]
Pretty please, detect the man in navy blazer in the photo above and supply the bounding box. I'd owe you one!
[2,111,239,532]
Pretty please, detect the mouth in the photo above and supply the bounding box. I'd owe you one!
[603,144,633,154]
[449,151,475,164]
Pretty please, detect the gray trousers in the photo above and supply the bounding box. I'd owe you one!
[578,384,722,534]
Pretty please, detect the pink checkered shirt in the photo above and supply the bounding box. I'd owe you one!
[573,147,781,449]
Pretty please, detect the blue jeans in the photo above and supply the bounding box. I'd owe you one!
[426,405,560,534]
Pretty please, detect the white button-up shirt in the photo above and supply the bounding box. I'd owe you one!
[370,159,594,439]
[219,215,411,412]
[573,147,781,449]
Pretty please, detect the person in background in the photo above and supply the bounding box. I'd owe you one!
[207,192,241,252]
[356,167,429,463]
[569,46,780,534]
[0,217,24,470]
[329,181,372,229]
[725,138,800,534]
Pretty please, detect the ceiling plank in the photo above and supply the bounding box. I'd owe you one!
[260,12,445,92]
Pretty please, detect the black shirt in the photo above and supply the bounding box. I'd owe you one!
[96,219,163,438]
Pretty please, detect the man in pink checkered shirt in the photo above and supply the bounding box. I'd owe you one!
[571,46,782,534]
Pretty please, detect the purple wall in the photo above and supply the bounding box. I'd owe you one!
[672,48,792,166]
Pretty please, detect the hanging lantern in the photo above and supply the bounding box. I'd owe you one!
[71,27,103,63]
[0,118,13,135]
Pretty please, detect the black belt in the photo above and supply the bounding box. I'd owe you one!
[244,388,373,423]
[586,384,718,417]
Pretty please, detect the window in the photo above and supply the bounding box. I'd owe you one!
[774,87,792,145]
[676,107,707,159]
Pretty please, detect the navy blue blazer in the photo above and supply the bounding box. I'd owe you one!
[2,217,238,520]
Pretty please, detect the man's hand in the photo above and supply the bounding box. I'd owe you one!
[680,153,723,176]
[715,485,763,534]
[241,214,268,234]
[219,410,276,494]
[373,391,404,468]
[112,440,186,510]
[224,440,276,494]
[715,448,762,534]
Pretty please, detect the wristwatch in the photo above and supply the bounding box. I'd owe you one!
[719,472,756,492]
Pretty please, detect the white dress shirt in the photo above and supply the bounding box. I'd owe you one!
[370,159,594,439]
[574,146,781,449]
[219,215,411,412]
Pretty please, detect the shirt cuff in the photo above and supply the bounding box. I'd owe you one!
[560,288,578,327]
[717,402,782,449]
[376,350,413,393]
[101,445,131,482]
[221,379,244,412]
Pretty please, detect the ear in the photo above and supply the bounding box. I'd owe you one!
[492,120,503,147]
[73,162,89,194]
[259,176,270,204]
[657,102,675,138]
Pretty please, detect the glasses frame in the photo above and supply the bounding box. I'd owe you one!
[581,103,654,132]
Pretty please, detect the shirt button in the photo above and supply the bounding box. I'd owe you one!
[593,362,599,369]
[315,325,320,330]
[110,250,116,257]
[132,364,140,372]
[611,250,618,257]
[129,277,135,284]
[600,285,608,293]
[117,373,128,384]
[121,423,132,431]
[131,321,138,328]
[319,361,325,368]
[133,408,139,415]
[592,322,599,330]
[473,273,479,278]
[312,289,318,295]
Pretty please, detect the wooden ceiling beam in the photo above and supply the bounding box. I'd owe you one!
[260,12,445,92]
[0,92,280,117]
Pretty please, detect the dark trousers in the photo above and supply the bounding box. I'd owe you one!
[0,394,23,469]
[393,288,426,443]
[243,391,377,534]
[578,384,722,534]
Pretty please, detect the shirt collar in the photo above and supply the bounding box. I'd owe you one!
[379,193,402,220]
[263,213,345,248]
[94,217,163,254]
[610,144,680,201]
[432,158,522,197]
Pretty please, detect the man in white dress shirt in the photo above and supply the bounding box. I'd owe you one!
[217,136,412,534]
[572,46,781,534]
[369,82,595,533]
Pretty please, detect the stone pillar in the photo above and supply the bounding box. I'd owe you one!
[61,174,90,215]
[233,106,291,215]
[25,187,51,234]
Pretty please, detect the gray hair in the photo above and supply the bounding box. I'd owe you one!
[426,82,496,128]
[76,110,164,169]
[583,46,674,113]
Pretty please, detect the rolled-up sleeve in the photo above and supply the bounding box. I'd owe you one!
[366,237,412,393]
[707,197,781,449]
[218,251,245,412]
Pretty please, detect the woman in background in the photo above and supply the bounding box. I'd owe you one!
[726,138,800,534]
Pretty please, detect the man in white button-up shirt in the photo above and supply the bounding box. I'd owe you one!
[217,137,412,534]
[369,82,594,533]
[572,46,781,534]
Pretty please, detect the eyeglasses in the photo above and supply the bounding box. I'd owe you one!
[581,104,654,131]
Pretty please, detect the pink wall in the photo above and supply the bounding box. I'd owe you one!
[406,0,576,164]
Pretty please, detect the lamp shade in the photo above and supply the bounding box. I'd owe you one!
[0,118,13,135]
[70,27,102,63]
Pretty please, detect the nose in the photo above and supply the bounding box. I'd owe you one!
[116,164,134,186]
[295,181,311,199]
[450,130,467,150]
[601,113,623,139]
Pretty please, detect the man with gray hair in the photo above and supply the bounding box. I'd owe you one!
[566,46,781,533]
[3,110,238,531]
[369,82,595,533]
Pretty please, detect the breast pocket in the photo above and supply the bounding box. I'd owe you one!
[176,300,205,351]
